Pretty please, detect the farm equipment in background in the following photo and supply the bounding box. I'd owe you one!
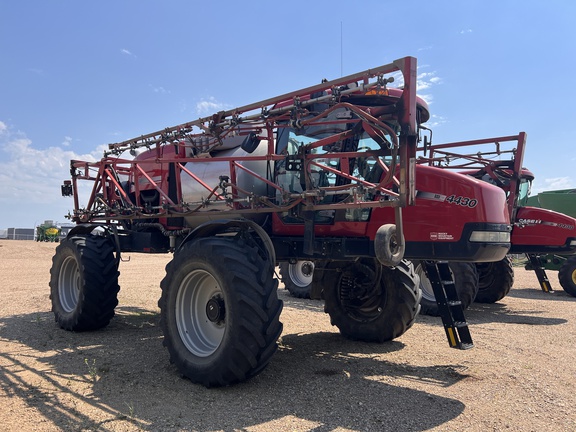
[524,189,576,296]
[279,260,316,298]
[416,133,576,308]
[50,56,513,387]
[36,221,61,242]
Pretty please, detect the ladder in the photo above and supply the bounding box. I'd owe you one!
[525,254,554,293]
[423,261,474,350]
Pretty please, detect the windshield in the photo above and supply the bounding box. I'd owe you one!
[518,178,532,206]
[274,110,399,223]
[279,127,393,187]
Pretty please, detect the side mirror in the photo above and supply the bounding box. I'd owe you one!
[61,180,73,197]
[241,132,260,153]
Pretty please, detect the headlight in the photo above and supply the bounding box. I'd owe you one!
[469,231,511,243]
[570,240,576,247]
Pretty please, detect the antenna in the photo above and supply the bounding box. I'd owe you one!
[340,21,343,77]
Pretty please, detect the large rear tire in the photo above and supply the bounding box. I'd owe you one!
[475,256,514,303]
[558,255,576,297]
[279,261,314,299]
[323,259,421,342]
[415,261,479,316]
[159,236,283,387]
[49,235,120,331]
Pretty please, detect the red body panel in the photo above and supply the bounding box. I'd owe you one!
[512,207,576,248]
[372,166,509,242]
[272,165,509,242]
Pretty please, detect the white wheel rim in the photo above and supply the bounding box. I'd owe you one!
[58,256,81,313]
[288,261,315,287]
[176,269,225,357]
[416,263,436,302]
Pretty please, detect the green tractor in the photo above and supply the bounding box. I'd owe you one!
[525,189,576,296]
[36,223,61,242]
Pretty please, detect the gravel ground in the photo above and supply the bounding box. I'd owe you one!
[1,240,575,431]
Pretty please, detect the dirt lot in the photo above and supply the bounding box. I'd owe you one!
[1,240,575,431]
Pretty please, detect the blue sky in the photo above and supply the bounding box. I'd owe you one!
[1,1,575,229]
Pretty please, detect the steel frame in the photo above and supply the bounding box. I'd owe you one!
[66,57,420,231]
[416,132,527,220]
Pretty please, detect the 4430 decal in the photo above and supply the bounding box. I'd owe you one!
[445,195,478,208]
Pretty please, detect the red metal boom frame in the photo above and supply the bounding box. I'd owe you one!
[67,57,420,232]
[417,132,528,220]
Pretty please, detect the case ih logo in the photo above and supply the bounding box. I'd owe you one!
[517,219,575,230]
[518,218,542,225]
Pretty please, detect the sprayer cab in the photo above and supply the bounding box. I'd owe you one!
[269,118,511,264]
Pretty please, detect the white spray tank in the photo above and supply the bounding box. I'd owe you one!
[179,128,271,227]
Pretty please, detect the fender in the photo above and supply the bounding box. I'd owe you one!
[66,223,106,238]
[64,223,122,267]
[179,218,276,265]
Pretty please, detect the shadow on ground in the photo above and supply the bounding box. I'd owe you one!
[0,306,467,431]
[506,287,576,301]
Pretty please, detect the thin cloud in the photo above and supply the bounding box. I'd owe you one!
[195,97,232,116]
[121,48,136,57]
[417,72,442,91]
[150,85,170,94]
[61,136,72,147]
[426,114,447,128]
[415,71,442,107]
[532,176,575,194]
[460,29,473,34]
[388,69,442,94]
[385,70,443,121]
[419,94,434,105]
[543,176,574,188]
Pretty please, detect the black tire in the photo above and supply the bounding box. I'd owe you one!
[415,261,479,316]
[279,261,314,299]
[558,255,576,297]
[159,236,283,387]
[375,224,405,267]
[475,256,515,303]
[323,259,421,342]
[49,235,120,331]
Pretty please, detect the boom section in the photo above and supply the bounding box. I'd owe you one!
[417,132,527,221]
[65,57,421,225]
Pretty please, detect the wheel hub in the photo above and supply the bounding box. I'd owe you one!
[338,261,382,320]
[206,296,225,323]
[288,260,315,287]
[301,262,314,277]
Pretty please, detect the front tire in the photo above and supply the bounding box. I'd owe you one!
[558,255,576,297]
[475,256,514,303]
[279,261,314,299]
[415,261,479,316]
[323,259,421,342]
[49,235,120,331]
[159,236,283,387]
